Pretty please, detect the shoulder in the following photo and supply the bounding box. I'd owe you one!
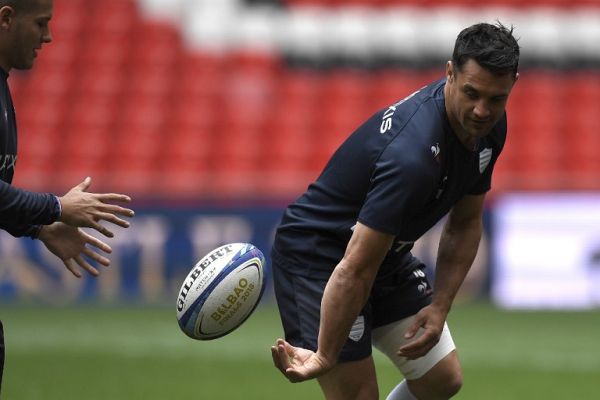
[379,78,446,136]
[375,132,440,188]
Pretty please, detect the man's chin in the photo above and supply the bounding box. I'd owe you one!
[466,125,492,138]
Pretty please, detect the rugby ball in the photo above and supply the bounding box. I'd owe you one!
[176,243,266,340]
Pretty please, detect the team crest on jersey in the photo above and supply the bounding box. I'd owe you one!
[479,148,492,173]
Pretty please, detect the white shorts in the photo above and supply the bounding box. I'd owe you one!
[372,316,456,380]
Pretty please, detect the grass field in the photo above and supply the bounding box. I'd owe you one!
[1,302,599,399]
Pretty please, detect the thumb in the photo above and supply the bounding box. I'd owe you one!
[78,176,92,191]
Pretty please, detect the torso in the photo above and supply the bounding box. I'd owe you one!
[274,78,506,278]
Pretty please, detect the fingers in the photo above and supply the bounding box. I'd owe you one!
[76,177,92,192]
[98,193,133,204]
[103,205,135,218]
[82,231,112,254]
[398,329,439,360]
[271,339,307,383]
[95,211,131,229]
[63,253,104,278]
[403,315,423,340]
[271,339,291,375]
[75,255,100,277]
[270,339,326,383]
[90,222,115,238]
[271,344,283,372]
[63,259,82,278]
[83,246,110,267]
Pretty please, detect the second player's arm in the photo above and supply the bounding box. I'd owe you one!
[317,222,395,365]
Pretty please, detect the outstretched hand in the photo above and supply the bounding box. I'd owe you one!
[38,222,112,278]
[271,338,332,383]
[397,304,446,360]
[59,177,134,237]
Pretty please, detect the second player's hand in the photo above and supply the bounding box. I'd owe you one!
[397,305,446,360]
[271,338,333,383]
[58,177,135,237]
[38,222,112,278]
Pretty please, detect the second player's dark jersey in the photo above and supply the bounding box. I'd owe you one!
[0,69,60,238]
[273,78,506,279]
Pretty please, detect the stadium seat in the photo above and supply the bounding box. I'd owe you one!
[52,0,86,37]
[86,0,138,35]
[77,34,130,68]
[14,0,600,198]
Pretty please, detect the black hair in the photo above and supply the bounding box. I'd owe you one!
[0,0,40,13]
[452,22,520,77]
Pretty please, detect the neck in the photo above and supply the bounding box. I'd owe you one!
[455,130,478,151]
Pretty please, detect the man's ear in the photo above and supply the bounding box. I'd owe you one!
[0,6,14,31]
[446,61,454,83]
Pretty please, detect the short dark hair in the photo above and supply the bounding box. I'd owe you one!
[452,22,520,77]
[0,0,40,13]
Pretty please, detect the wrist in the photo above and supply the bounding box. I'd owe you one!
[313,350,335,372]
[36,225,47,241]
[54,195,63,222]
[430,298,452,316]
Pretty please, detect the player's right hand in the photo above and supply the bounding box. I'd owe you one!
[271,338,332,383]
[38,222,112,278]
[58,177,135,237]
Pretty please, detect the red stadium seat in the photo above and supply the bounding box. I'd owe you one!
[86,0,137,35]
[17,0,600,198]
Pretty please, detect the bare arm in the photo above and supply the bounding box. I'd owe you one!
[318,222,395,362]
[272,222,394,382]
[432,193,485,313]
[399,193,485,359]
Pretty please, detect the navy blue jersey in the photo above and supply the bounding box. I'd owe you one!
[273,78,506,279]
[0,69,60,238]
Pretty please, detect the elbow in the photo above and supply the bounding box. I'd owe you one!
[333,259,376,300]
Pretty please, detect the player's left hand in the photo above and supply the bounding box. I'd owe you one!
[397,304,446,360]
[271,338,332,383]
[38,222,112,278]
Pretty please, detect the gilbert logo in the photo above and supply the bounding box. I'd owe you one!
[479,148,492,173]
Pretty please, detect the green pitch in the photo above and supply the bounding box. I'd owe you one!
[1,302,599,399]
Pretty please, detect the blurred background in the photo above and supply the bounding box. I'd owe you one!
[1,0,599,399]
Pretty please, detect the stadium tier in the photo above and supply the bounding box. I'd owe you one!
[284,0,600,6]
[10,0,600,198]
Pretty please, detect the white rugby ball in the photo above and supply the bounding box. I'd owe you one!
[176,243,266,340]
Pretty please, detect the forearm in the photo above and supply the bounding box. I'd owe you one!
[432,217,482,314]
[317,260,375,362]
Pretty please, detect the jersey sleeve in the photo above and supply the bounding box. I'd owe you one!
[357,144,432,235]
[468,159,494,195]
[0,180,61,238]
